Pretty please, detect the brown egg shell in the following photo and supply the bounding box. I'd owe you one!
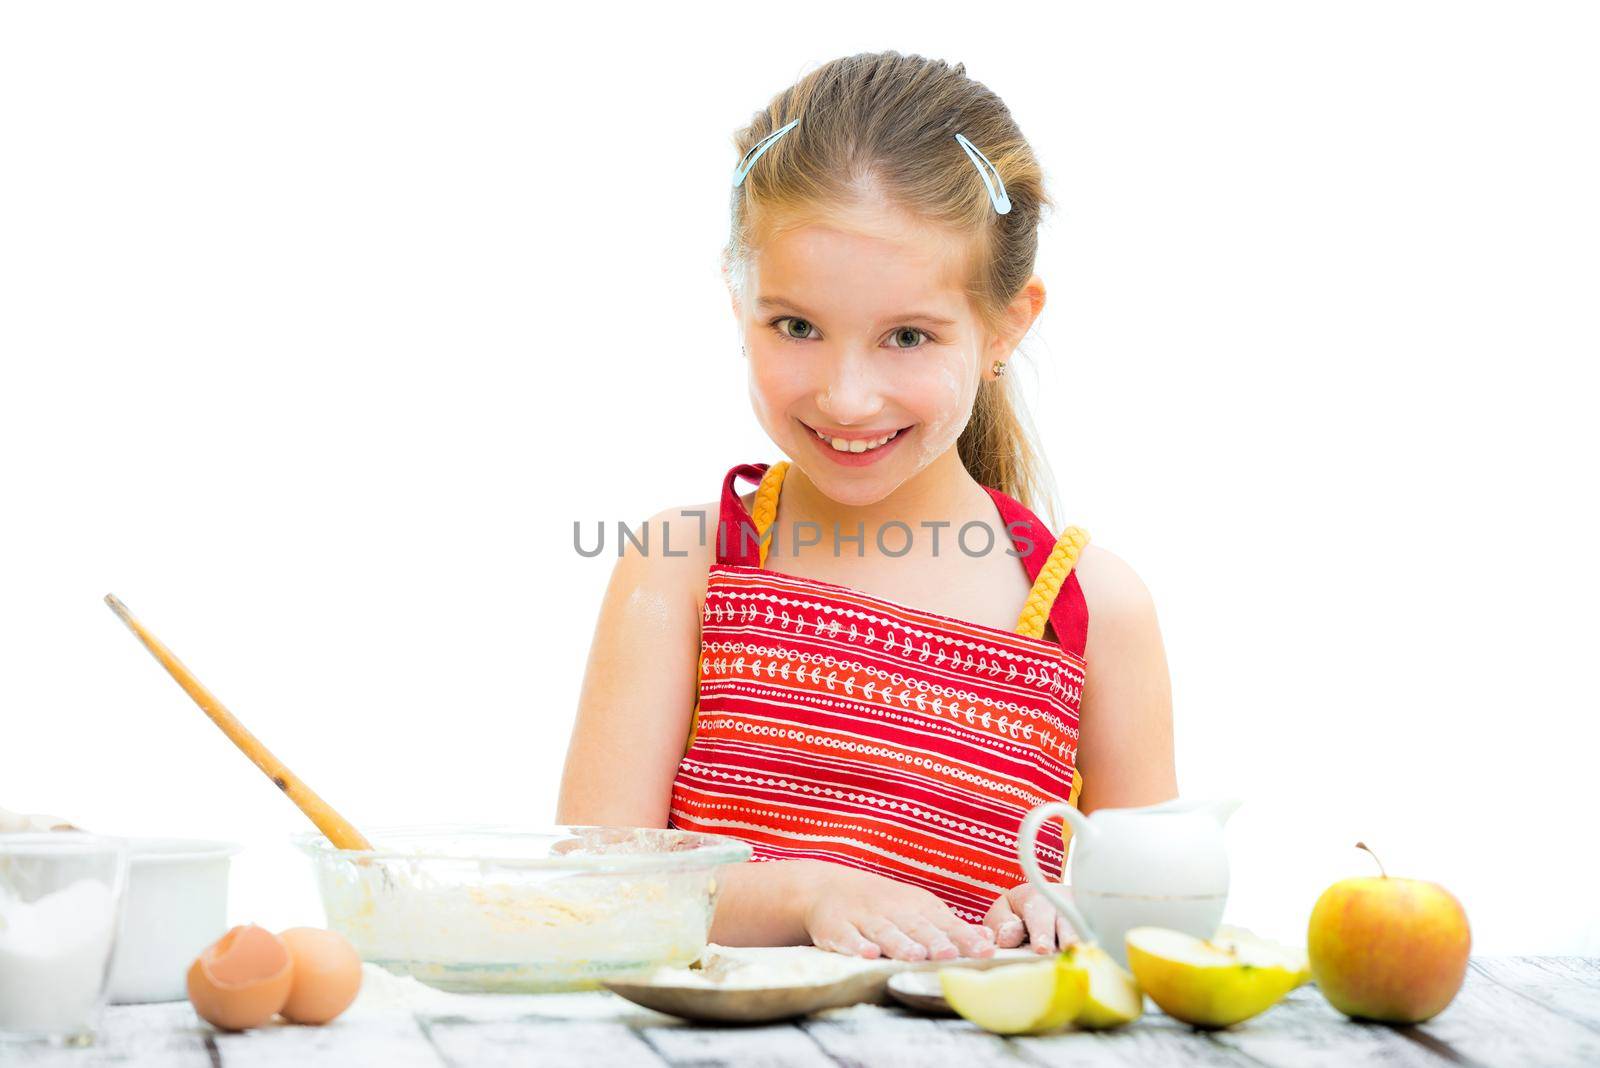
[187,924,295,1032]
[278,926,363,1025]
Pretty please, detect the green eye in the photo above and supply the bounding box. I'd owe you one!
[770,317,814,342]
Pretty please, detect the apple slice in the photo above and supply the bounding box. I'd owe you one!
[1058,943,1144,1029]
[940,959,1088,1035]
[1214,925,1311,988]
[1125,926,1304,1029]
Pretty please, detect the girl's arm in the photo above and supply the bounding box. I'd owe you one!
[984,542,1178,950]
[1072,543,1179,812]
[556,505,710,827]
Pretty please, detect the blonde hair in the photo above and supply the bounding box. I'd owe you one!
[724,50,1060,524]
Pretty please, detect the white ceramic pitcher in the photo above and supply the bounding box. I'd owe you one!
[1017,797,1241,967]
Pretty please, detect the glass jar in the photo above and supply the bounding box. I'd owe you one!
[0,832,129,1046]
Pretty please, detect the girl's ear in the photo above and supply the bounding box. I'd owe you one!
[986,274,1048,370]
[722,261,743,319]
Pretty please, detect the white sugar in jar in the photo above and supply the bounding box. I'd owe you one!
[0,834,128,1043]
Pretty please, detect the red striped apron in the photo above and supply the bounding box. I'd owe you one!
[667,461,1089,923]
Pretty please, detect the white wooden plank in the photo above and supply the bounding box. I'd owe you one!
[1410,964,1600,1068]
[1470,956,1600,1033]
[639,1021,837,1067]
[801,1005,1025,1067]
[211,1006,445,1068]
[424,1018,667,1067]
[1208,985,1453,1067]
[1,1001,212,1067]
[1014,1013,1263,1067]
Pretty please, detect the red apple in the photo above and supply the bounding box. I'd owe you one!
[1307,843,1471,1023]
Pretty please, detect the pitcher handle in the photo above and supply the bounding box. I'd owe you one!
[1017,802,1096,945]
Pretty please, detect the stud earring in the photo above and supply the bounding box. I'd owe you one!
[992,359,1007,377]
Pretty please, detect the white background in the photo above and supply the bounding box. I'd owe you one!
[3,2,1596,955]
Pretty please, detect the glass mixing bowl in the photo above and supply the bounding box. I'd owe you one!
[294,825,751,992]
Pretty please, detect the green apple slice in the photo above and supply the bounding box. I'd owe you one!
[1125,926,1304,1029]
[1058,943,1144,1029]
[940,959,1088,1035]
[1213,924,1312,987]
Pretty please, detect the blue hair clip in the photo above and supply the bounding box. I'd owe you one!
[733,119,800,188]
[954,133,1011,215]
[732,119,1010,217]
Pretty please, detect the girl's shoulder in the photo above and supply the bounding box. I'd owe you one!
[628,498,723,572]
[611,498,725,614]
[1071,542,1158,632]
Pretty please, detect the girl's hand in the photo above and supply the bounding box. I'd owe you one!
[804,866,996,962]
[984,882,1084,953]
[0,805,79,833]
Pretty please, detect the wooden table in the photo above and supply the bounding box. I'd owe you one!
[10,957,1598,1067]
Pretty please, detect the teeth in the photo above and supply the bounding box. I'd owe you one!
[814,428,902,452]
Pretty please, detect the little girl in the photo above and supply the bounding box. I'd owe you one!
[558,51,1176,963]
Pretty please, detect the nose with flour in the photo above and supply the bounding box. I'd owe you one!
[815,347,886,425]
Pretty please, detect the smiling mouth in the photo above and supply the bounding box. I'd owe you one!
[801,420,916,454]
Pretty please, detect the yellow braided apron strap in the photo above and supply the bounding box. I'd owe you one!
[685,696,702,754]
[1012,526,1090,639]
[1012,525,1090,833]
[1057,766,1085,855]
[751,460,790,567]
